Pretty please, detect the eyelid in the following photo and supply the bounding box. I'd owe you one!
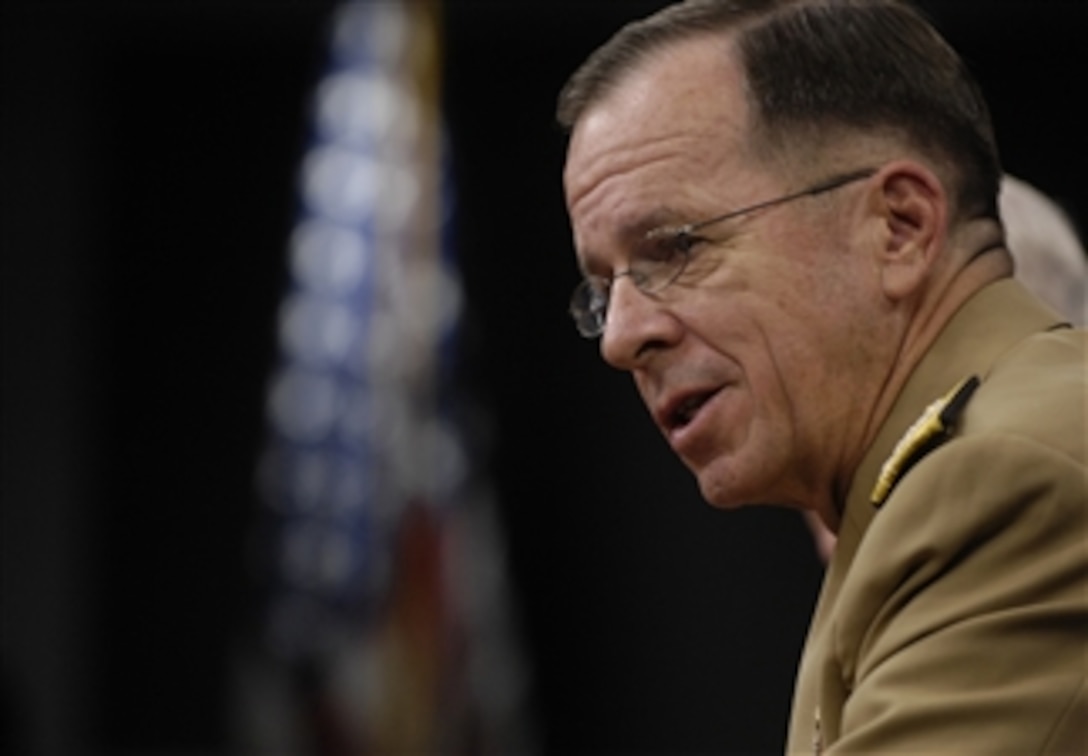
[635,225,698,262]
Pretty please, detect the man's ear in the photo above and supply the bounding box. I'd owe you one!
[870,161,947,301]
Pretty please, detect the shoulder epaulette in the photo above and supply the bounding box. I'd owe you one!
[870,375,981,507]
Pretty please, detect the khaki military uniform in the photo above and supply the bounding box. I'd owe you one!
[787,279,1087,755]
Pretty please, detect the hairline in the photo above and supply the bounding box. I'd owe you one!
[561,23,865,180]
[557,1,998,222]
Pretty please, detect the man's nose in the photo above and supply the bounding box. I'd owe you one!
[599,277,682,370]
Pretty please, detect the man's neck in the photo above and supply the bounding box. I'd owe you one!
[842,217,1012,525]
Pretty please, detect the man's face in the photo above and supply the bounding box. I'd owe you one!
[563,37,882,512]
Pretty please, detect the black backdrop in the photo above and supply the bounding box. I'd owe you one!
[2,1,1083,754]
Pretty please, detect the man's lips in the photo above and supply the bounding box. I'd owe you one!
[655,386,724,435]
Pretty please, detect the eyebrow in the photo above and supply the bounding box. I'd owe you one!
[576,205,690,276]
[626,206,690,237]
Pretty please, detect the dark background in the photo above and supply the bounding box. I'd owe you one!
[2,1,1083,754]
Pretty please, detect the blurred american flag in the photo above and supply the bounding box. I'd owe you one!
[238,2,536,753]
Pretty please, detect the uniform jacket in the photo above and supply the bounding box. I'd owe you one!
[787,279,1087,754]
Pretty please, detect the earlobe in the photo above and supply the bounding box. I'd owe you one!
[874,163,947,302]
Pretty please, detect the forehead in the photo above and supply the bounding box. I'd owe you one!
[564,35,754,256]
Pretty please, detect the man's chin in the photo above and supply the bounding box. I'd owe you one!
[693,459,786,511]
[695,471,754,510]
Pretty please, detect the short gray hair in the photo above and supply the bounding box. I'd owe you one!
[558,0,1002,220]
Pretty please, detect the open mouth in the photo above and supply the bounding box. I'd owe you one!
[668,389,718,430]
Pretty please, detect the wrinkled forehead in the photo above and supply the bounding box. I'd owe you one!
[563,34,752,203]
[563,36,756,266]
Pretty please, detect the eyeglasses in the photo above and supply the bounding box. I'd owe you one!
[568,167,878,338]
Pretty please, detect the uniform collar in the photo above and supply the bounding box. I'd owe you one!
[833,278,1065,567]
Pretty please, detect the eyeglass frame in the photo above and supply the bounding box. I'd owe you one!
[568,166,879,338]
